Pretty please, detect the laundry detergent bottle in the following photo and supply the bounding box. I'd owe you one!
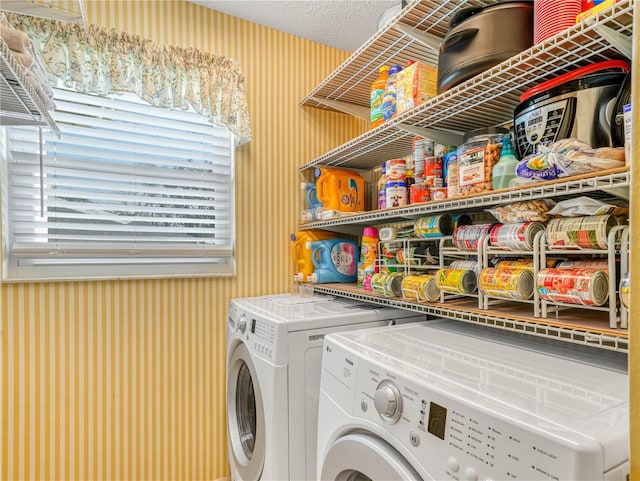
[306,238,359,283]
[359,227,379,290]
[300,181,322,221]
[315,167,365,214]
[291,230,335,282]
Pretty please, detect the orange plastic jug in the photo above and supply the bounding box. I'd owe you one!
[290,230,335,281]
[315,167,365,213]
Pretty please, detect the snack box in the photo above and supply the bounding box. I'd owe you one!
[394,62,438,117]
[576,0,622,23]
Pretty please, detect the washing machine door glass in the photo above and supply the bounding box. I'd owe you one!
[320,433,423,481]
[236,362,257,458]
[227,342,265,480]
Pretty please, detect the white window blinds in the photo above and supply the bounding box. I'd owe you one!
[2,87,235,281]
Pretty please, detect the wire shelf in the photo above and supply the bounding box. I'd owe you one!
[310,284,629,352]
[302,168,630,230]
[298,0,633,170]
[0,37,58,133]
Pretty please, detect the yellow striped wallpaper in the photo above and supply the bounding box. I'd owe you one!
[0,2,367,479]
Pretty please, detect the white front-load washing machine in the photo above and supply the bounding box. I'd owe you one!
[317,319,629,481]
[225,293,426,481]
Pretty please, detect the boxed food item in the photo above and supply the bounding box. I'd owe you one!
[576,0,622,23]
[394,62,438,117]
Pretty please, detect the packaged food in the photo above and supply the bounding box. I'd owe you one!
[488,199,554,223]
[547,197,629,218]
[458,128,507,195]
[394,62,438,117]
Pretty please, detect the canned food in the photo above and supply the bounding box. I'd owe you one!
[371,272,404,297]
[489,222,546,251]
[546,215,618,250]
[401,275,440,302]
[424,156,444,186]
[430,187,447,200]
[436,268,477,294]
[386,159,407,183]
[453,223,497,251]
[536,268,609,306]
[479,267,534,301]
[414,215,455,238]
[410,183,430,204]
[449,260,480,273]
[555,259,609,273]
[396,246,439,266]
[494,258,562,270]
[620,272,629,308]
[386,181,408,208]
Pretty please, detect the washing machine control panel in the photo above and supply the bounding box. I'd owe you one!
[321,339,615,481]
[352,359,607,481]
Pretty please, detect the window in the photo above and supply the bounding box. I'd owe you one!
[1,86,235,281]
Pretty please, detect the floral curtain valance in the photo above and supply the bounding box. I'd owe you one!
[5,12,252,145]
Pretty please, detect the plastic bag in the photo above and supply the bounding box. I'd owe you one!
[516,139,625,181]
[547,197,629,217]
[488,199,555,223]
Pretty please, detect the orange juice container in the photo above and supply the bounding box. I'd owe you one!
[291,230,335,282]
[314,167,365,213]
[370,65,390,129]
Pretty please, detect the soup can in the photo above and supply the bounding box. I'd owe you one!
[453,223,497,251]
[385,159,407,183]
[619,273,629,308]
[414,214,455,238]
[555,259,609,273]
[401,275,440,302]
[489,222,546,251]
[371,272,404,297]
[410,183,431,204]
[449,259,480,273]
[479,267,534,301]
[546,215,618,250]
[536,268,609,306]
[436,268,477,294]
[396,246,438,266]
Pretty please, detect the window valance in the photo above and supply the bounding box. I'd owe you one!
[4,12,252,145]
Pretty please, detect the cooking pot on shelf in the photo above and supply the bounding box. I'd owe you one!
[513,60,631,159]
[437,1,533,94]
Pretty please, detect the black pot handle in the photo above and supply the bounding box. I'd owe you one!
[440,28,479,52]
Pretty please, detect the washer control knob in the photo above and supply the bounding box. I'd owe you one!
[374,380,402,423]
[447,456,460,473]
[464,466,478,481]
[237,315,247,334]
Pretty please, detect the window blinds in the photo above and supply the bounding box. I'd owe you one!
[4,87,235,280]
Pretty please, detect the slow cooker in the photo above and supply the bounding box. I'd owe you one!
[513,60,631,159]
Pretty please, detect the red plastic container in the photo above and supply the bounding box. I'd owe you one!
[534,0,582,44]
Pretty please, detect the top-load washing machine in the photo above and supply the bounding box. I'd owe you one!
[225,293,426,481]
[317,319,629,481]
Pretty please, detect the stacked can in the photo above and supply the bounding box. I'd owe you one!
[449,259,481,273]
[479,267,535,300]
[371,272,404,297]
[453,223,497,251]
[414,215,455,238]
[385,159,408,208]
[412,137,433,181]
[489,222,546,251]
[436,268,478,295]
[401,275,440,302]
[620,273,629,308]
[546,215,619,250]
[379,241,402,273]
[536,268,609,306]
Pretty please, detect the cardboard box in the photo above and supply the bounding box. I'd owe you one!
[624,103,632,164]
[394,62,438,117]
[576,0,621,23]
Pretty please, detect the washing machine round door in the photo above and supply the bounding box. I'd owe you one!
[227,341,265,480]
[320,433,424,481]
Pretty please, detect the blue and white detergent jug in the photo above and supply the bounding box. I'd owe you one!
[301,182,322,221]
[306,239,359,283]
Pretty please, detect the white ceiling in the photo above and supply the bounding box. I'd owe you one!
[189,0,401,52]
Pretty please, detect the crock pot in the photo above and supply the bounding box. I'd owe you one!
[437,1,534,94]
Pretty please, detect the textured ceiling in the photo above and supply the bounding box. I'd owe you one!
[189,0,401,51]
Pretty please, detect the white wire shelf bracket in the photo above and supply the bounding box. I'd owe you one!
[301,168,630,230]
[298,0,633,171]
[0,37,58,133]
[310,284,629,353]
